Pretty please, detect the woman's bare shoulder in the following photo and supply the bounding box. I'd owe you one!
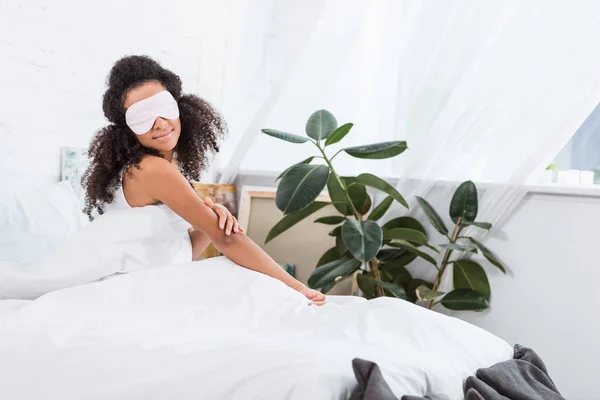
[126,156,178,181]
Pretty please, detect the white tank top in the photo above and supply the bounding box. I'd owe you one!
[103,171,193,264]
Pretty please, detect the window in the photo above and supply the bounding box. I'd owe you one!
[551,102,600,185]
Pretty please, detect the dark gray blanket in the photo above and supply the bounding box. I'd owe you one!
[463,344,565,400]
[349,345,564,400]
[349,357,429,400]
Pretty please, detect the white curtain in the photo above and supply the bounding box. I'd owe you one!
[210,0,330,184]
[208,1,600,286]
[379,1,600,289]
[215,0,600,181]
[214,0,388,180]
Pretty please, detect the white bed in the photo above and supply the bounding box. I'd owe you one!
[0,180,513,400]
[0,257,512,400]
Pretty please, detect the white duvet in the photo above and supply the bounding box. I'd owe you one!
[0,256,512,400]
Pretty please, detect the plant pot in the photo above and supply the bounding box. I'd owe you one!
[538,169,554,184]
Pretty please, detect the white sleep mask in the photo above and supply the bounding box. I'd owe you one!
[125,91,180,135]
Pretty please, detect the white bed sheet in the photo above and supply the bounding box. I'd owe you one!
[0,257,513,400]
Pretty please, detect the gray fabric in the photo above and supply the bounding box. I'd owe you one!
[464,344,565,400]
[349,345,562,400]
[349,358,430,400]
[349,358,398,400]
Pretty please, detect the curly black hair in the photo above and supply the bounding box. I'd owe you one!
[81,55,226,220]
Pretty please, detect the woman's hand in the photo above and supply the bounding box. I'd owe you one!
[203,197,243,235]
[298,285,327,306]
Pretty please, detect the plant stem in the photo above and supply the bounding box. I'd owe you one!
[427,217,462,309]
[330,149,343,161]
[315,143,384,297]
[369,259,385,297]
[315,143,361,220]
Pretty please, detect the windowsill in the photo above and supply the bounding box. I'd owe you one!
[526,183,600,198]
[230,169,600,199]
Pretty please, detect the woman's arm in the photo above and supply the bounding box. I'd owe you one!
[188,228,211,261]
[191,197,244,260]
[132,157,325,304]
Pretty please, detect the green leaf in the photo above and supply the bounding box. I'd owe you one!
[383,253,418,275]
[328,226,342,237]
[383,228,429,246]
[261,129,310,144]
[368,196,393,221]
[325,123,353,146]
[406,279,433,303]
[307,257,361,289]
[391,265,412,287]
[439,243,477,252]
[351,174,408,208]
[415,196,448,235]
[341,220,383,263]
[276,164,330,214]
[416,285,445,301]
[441,289,489,311]
[359,193,372,215]
[315,216,346,225]
[336,235,347,255]
[327,176,370,216]
[344,177,371,215]
[379,269,394,283]
[327,175,351,215]
[463,221,492,230]
[373,280,407,299]
[306,109,337,141]
[453,260,491,301]
[468,238,507,274]
[276,157,314,182]
[382,217,427,236]
[265,202,329,243]
[450,181,478,224]
[377,248,405,262]
[317,247,341,267]
[356,272,377,299]
[343,141,408,160]
[388,240,438,266]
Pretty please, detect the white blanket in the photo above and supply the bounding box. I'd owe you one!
[0,256,512,400]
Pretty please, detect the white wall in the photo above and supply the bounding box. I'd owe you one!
[458,191,600,400]
[0,0,229,183]
[410,185,600,399]
[236,172,599,400]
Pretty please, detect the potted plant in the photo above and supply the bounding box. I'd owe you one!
[413,182,507,310]
[262,110,507,311]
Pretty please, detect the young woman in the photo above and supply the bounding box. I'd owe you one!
[82,55,326,306]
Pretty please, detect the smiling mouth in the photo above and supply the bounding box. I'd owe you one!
[153,130,173,141]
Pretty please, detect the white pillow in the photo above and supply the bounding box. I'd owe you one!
[0,206,191,300]
[0,181,83,263]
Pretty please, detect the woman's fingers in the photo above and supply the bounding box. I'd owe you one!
[206,200,242,234]
[309,297,327,306]
[304,289,326,306]
[204,197,227,228]
[225,215,235,235]
[217,209,228,230]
